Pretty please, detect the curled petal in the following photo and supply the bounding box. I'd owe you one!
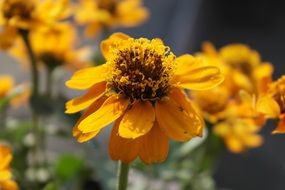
[174,66,224,90]
[65,82,106,114]
[256,96,280,118]
[65,65,108,90]
[100,32,130,59]
[78,95,128,133]
[73,97,107,142]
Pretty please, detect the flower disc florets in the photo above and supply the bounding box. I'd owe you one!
[107,38,176,101]
[2,0,34,20]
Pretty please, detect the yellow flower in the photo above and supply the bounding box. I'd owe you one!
[0,144,18,190]
[0,75,13,98]
[219,43,273,94]
[191,86,230,123]
[65,33,224,164]
[190,42,267,153]
[257,76,285,134]
[0,0,71,49]
[75,0,149,37]
[9,23,90,70]
[192,42,272,122]
[214,119,263,153]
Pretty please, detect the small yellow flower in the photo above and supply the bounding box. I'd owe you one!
[0,0,71,49]
[10,23,90,70]
[219,43,273,94]
[0,144,18,190]
[257,76,285,134]
[0,75,13,98]
[192,42,272,122]
[214,119,263,153]
[65,33,223,164]
[190,42,268,153]
[75,0,149,37]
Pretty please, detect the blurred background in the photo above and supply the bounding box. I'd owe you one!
[1,0,285,189]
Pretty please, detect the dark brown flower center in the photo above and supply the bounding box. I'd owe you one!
[107,40,175,101]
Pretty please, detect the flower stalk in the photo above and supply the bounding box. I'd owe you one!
[19,29,42,169]
[19,29,39,97]
[116,161,130,190]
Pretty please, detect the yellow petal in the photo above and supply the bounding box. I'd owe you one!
[0,180,19,190]
[65,82,106,114]
[225,136,244,153]
[0,154,12,171]
[119,101,155,139]
[242,134,263,148]
[139,123,169,164]
[78,95,128,133]
[202,41,218,57]
[65,65,108,90]
[155,95,204,142]
[100,32,130,59]
[0,170,12,181]
[232,70,253,92]
[109,119,141,163]
[73,97,107,143]
[256,96,280,118]
[0,145,12,170]
[174,66,224,90]
[0,75,14,98]
[170,87,204,136]
[175,54,199,75]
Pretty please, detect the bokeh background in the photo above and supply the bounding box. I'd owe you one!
[1,0,285,189]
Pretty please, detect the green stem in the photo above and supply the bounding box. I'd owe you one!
[19,29,39,96]
[46,68,53,98]
[0,106,8,128]
[19,29,41,171]
[116,161,130,190]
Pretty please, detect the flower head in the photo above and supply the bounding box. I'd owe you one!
[191,42,269,153]
[0,144,18,190]
[0,0,71,49]
[257,76,285,134]
[75,0,149,37]
[9,23,90,70]
[65,33,223,164]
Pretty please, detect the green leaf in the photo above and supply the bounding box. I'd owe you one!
[42,181,59,190]
[54,154,84,181]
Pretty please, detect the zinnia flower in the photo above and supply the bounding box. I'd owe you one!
[0,144,18,190]
[75,0,149,37]
[257,76,285,134]
[9,23,90,70]
[65,33,223,164]
[0,0,71,49]
[190,42,269,153]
